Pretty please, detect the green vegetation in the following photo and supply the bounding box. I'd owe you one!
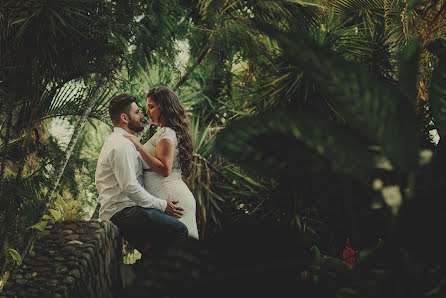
[1,0,446,296]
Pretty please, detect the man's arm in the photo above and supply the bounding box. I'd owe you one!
[110,144,184,218]
[111,144,167,211]
[109,142,184,218]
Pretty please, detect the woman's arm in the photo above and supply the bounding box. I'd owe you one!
[124,134,174,177]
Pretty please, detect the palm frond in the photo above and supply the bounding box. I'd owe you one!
[190,116,218,157]
[237,11,398,120]
[250,0,322,30]
[216,111,374,186]
[37,80,113,123]
[89,86,116,122]
[272,29,418,173]
[329,0,386,26]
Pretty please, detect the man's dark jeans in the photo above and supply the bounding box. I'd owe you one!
[110,206,188,253]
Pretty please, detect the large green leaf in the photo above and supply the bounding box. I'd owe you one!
[397,39,421,105]
[8,248,22,265]
[272,30,418,173]
[215,111,374,186]
[428,39,446,138]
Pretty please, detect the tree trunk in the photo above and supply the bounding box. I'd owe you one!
[43,74,108,207]
[6,75,109,275]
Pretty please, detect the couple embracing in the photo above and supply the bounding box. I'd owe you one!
[95,87,198,261]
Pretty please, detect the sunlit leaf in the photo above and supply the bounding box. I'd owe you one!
[28,221,48,232]
[49,209,62,221]
[8,249,22,265]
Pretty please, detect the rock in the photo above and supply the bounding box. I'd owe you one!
[34,266,52,272]
[69,269,80,279]
[54,266,69,274]
[47,279,59,287]
[79,234,93,242]
[37,256,50,262]
[63,246,76,253]
[64,234,80,241]
[39,230,51,237]
[48,233,61,240]
[88,222,101,229]
[15,278,26,285]
[79,258,88,271]
[86,246,95,255]
[4,220,123,297]
[63,276,75,285]
[2,281,14,289]
[67,240,83,245]
[55,285,69,297]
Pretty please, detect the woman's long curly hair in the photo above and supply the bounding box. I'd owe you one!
[147,86,194,179]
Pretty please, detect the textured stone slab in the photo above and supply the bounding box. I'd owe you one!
[2,220,122,298]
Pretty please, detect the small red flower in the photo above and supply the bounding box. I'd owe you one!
[378,238,383,248]
[343,257,356,267]
[342,237,357,268]
[343,246,355,259]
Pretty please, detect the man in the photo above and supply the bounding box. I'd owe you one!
[95,93,188,256]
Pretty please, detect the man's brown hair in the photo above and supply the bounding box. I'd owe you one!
[108,94,137,125]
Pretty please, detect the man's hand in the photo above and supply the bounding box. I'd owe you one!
[164,200,184,218]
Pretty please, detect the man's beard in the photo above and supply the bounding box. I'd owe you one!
[128,118,144,133]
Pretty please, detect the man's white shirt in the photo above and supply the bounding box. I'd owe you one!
[95,127,167,220]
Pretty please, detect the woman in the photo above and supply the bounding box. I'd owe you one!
[124,86,199,239]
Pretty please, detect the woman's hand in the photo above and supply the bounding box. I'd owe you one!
[123,134,143,151]
[125,133,174,177]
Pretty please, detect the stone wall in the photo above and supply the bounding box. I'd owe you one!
[0,220,122,298]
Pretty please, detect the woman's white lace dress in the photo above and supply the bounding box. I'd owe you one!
[141,127,199,239]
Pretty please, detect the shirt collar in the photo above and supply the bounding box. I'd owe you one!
[114,127,128,135]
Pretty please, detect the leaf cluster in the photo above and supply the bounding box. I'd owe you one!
[213,22,446,296]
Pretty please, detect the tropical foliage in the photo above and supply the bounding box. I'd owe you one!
[1,0,446,296]
[0,0,191,279]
